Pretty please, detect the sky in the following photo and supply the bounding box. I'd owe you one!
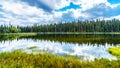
[0,0,120,26]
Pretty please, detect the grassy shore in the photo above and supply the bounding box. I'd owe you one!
[1,32,120,35]
[0,33,37,36]
[36,32,120,34]
[0,50,120,68]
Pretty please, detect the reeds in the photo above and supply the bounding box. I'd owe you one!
[0,50,120,68]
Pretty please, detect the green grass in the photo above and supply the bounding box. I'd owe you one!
[0,50,120,68]
[108,46,120,58]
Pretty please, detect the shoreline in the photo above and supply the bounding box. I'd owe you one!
[1,32,120,35]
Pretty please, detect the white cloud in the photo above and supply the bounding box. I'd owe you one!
[105,15,120,20]
[71,0,107,10]
[39,0,70,9]
[0,0,63,25]
[68,0,120,20]
[39,0,108,11]
[72,9,90,19]
[2,1,45,16]
[0,0,120,26]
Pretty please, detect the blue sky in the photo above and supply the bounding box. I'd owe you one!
[108,0,120,4]
[56,2,81,11]
[0,0,120,26]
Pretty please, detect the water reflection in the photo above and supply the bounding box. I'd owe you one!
[20,34,120,45]
[0,34,119,60]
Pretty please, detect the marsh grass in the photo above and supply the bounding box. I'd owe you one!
[28,46,37,49]
[108,46,120,58]
[0,50,120,68]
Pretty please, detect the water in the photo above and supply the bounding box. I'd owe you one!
[0,34,119,60]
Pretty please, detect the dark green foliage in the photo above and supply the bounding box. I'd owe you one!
[1,19,120,33]
[24,19,120,32]
[0,25,21,33]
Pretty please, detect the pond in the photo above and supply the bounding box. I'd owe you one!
[0,34,119,60]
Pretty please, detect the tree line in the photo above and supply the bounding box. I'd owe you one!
[0,19,120,33]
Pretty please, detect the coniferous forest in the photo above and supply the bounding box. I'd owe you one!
[0,19,120,33]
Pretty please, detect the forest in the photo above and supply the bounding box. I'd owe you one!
[0,19,120,33]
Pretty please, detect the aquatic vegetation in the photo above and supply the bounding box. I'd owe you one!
[0,50,120,68]
[28,46,37,49]
[31,49,48,54]
[108,46,120,58]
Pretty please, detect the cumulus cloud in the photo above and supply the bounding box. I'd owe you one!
[0,0,62,25]
[63,0,120,20]
[0,0,120,26]
[81,3,120,19]
[39,0,70,10]
[105,15,120,20]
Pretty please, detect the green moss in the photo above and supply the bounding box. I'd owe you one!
[108,46,120,58]
[0,50,120,68]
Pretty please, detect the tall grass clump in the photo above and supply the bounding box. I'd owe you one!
[108,46,120,58]
[0,50,120,68]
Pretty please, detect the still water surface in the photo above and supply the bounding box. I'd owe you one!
[0,34,119,60]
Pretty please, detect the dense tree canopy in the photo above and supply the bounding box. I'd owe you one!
[0,19,120,33]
